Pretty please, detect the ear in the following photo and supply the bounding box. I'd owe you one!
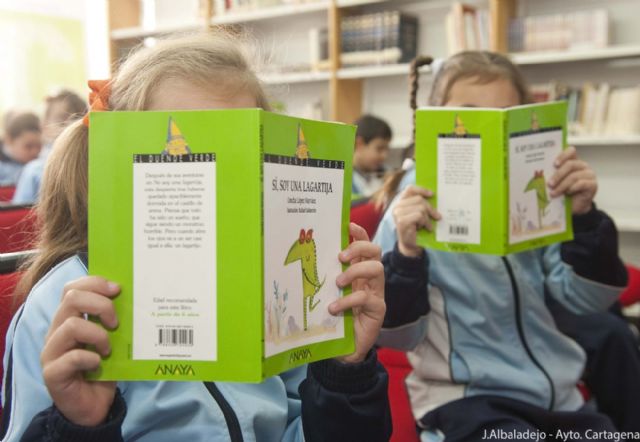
[298,229,306,244]
[354,136,366,150]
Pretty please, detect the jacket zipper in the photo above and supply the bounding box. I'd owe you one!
[204,382,244,442]
[502,257,556,410]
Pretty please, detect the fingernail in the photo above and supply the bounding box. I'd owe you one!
[328,302,338,315]
[107,282,120,292]
[548,180,555,187]
[340,250,350,260]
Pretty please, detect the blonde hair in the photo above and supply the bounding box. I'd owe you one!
[16,31,269,301]
[375,51,532,210]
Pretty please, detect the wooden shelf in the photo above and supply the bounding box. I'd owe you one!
[337,63,432,79]
[511,44,640,65]
[212,1,329,25]
[111,23,204,40]
[569,135,640,146]
[260,70,331,84]
[608,209,640,233]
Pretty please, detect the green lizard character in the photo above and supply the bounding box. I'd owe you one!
[284,228,325,331]
[524,170,550,230]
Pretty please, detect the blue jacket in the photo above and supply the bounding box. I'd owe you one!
[1,256,391,441]
[374,167,627,423]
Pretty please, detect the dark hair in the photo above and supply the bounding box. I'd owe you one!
[5,112,41,139]
[45,89,87,121]
[354,114,392,143]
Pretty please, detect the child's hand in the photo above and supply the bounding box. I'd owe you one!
[392,185,441,257]
[548,146,597,215]
[330,223,385,364]
[40,276,120,427]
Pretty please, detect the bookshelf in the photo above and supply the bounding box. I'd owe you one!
[106,0,640,265]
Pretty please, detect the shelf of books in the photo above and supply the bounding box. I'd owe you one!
[337,63,414,79]
[212,0,329,25]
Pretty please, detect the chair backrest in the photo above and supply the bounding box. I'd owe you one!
[350,198,383,240]
[377,347,419,442]
[620,264,640,307]
[0,187,15,203]
[0,204,36,254]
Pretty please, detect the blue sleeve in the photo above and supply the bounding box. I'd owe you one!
[544,207,628,315]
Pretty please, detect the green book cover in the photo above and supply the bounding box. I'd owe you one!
[415,101,573,255]
[87,109,355,382]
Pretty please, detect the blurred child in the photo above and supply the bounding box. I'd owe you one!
[0,111,42,186]
[352,114,391,198]
[12,90,86,204]
[1,32,390,441]
[375,52,630,441]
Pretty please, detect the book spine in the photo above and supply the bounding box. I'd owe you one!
[502,112,509,255]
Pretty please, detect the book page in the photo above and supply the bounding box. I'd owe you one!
[509,128,565,244]
[132,153,217,361]
[435,134,482,244]
[263,155,345,358]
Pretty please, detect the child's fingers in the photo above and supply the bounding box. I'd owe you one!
[550,169,593,197]
[328,290,369,316]
[349,222,370,242]
[549,159,587,188]
[42,316,112,363]
[402,185,434,198]
[398,211,433,232]
[51,289,119,331]
[336,260,383,290]
[339,241,381,263]
[554,146,578,167]
[42,349,102,386]
[566,177,597,196]
[63,276,120,298]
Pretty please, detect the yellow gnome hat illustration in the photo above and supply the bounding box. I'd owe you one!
[164,117,191,156]
[454,114,467,136]
[531,111,540,131]
[295,124,310,160]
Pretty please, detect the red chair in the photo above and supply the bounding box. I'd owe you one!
[620,265,640,307]
[0,204,36,253]
[0,187,15,203]
[378,348,419,442]
[350,198,383,240]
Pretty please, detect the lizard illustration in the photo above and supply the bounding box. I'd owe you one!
[284,228,325,331]
[524,170,549,230]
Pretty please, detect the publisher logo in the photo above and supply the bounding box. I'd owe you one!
[289,348,312,363]
[154,363,196,376]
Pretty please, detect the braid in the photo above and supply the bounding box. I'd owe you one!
[409,56,433,144]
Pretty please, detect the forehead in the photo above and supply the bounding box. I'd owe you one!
[147,77,258,111]
[446,77,521,108]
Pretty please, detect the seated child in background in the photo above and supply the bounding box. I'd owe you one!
[1,32,391,441]
[352,114,391,198]
[0,111,42,187]
[12,89,86,204]
[375,52,630,441]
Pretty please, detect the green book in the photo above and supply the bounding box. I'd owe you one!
[415,101,573,255]
[87,109,355,382]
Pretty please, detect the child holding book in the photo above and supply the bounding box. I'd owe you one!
[374,52,630,441]
[1,32,390,441]
[352,114,392,198]
[0,111,42,186]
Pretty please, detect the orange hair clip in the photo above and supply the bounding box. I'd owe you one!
[82,79,111,127]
